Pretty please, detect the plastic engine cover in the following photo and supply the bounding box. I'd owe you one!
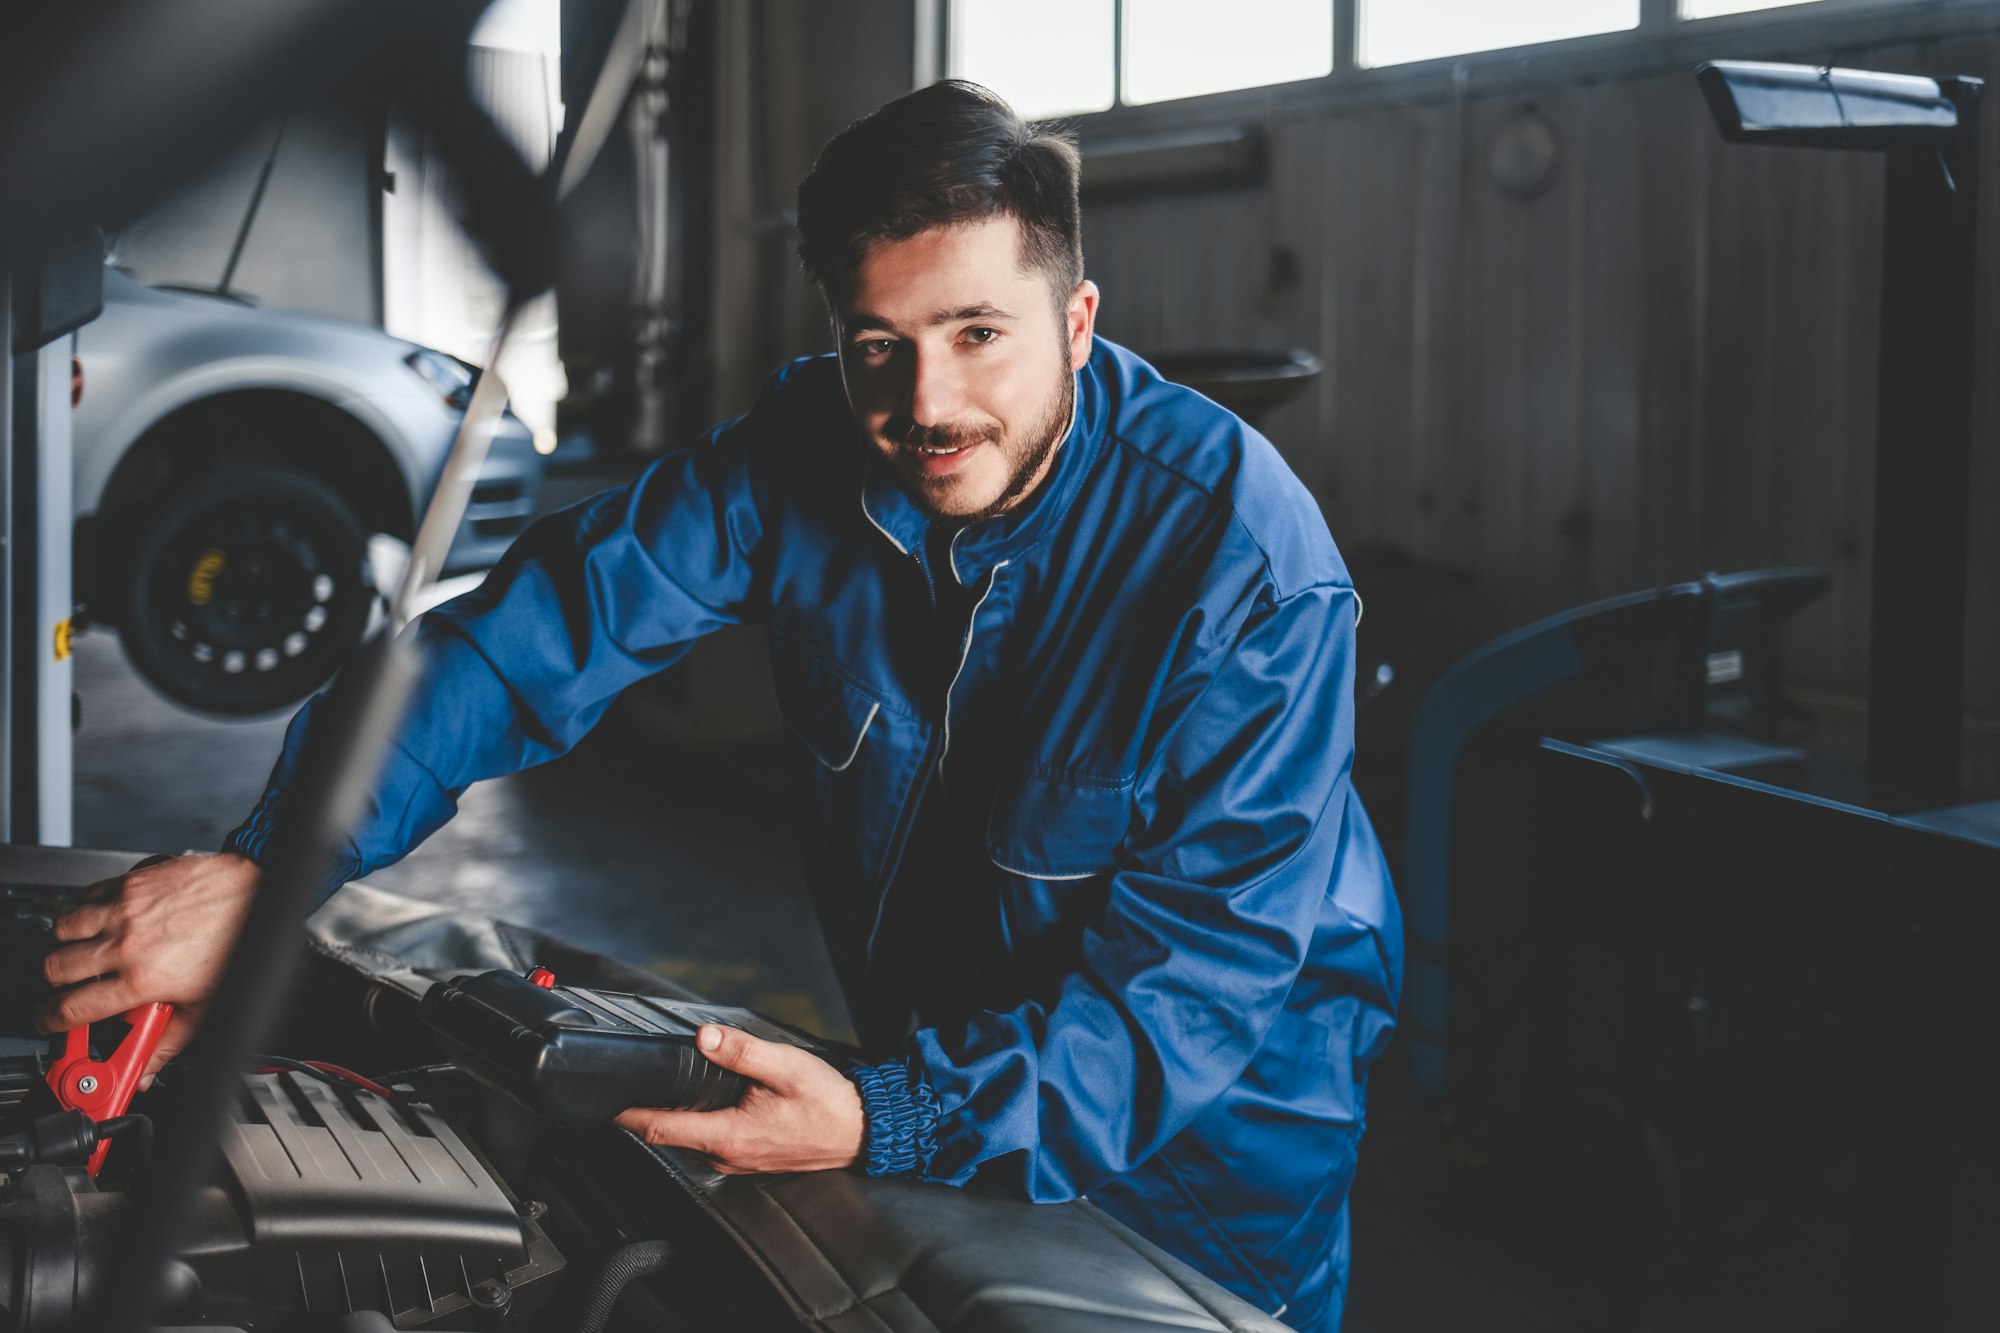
[183,1071,563,1327]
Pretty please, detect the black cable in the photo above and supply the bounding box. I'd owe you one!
[570,1238,673,1333]
[252,1053,331,1078]
[0,1111,153,1169]
[251,1054,422,1105]
[94,1113,153,1169]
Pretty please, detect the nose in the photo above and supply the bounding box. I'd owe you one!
[904,344,962,429]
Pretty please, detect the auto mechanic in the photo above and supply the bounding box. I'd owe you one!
[40,81,1402,1331]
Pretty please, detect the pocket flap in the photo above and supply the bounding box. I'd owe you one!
[987,774,1132,880]
[770,641,882,771]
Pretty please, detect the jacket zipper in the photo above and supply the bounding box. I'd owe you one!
[866,730,938,970]
[937,557,1006,785]
[863,561,1003,970]
[860,485,936,606]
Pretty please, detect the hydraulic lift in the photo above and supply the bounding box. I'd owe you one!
[1,228,102,848]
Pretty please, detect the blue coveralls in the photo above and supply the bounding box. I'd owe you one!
[228,337,1403,1330]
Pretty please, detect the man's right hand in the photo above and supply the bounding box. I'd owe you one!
[38,851,261,1083]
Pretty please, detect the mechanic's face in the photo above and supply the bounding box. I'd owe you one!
[836,216,1098,521]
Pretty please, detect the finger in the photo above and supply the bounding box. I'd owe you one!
[697,1025,809,1092]
[50,902,115,942]
[43,939,116,988]
[141,1010,198,1086]
[36,975,143,1033]
[614,1106,733,1156]
[74,874,127,906]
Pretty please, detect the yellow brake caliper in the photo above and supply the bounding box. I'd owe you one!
[187,548,226,607]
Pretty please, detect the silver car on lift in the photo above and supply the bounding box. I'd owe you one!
[71,265,543,715]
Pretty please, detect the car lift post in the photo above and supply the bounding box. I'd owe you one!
[1,235,99,846]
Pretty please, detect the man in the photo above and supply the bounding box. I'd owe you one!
[41,81,1401,1329]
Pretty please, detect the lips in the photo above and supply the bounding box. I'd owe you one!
[903,438,983,478]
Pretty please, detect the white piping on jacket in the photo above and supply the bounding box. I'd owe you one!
[938,559,1007,784]
[823,701,879,772]
[986,856,1097,882]
[859,464,910,556]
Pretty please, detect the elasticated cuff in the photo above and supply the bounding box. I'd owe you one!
[221,790,362,905]
[851,1060,941,1178]
[222,789,285,865]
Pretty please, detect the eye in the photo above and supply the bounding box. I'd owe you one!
[852,338,897,359]
[964,327,1001,345]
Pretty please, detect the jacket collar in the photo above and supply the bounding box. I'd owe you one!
[859,342,1109,587]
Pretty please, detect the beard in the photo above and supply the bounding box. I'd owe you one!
[897,356,1076,523]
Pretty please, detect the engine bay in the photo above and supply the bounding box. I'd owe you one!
[0,1065,566,1329]
[0,869,727,1332]
[0,861,1291,1333]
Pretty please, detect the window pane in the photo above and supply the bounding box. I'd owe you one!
[1121,0,1334,106]
[949,0,1115,120]
[1682,0,1822,17]
[1360,0,1640,68]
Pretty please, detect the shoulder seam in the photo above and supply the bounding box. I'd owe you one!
[1110,431,1345,601]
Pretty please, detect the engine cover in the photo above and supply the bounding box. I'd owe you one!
[0,1069,562,1329]
[178,1071,564,1327]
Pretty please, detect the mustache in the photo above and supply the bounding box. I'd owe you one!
[890,418,1003,450]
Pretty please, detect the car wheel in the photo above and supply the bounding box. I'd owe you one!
[117,468,372,715]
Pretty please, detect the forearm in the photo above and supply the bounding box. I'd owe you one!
[223,436,772,892]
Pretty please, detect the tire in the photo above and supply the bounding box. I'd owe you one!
[116,468,372,715]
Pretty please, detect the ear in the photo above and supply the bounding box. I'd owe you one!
[1065,280,1100,372]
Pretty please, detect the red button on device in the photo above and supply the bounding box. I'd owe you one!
[527,968,556,988]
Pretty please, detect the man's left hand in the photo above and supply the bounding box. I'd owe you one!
[614,1024,864,1175]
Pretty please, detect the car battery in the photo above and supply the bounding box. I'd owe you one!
[421,968,851,1127]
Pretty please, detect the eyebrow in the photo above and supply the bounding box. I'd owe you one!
[845,302,1017,335]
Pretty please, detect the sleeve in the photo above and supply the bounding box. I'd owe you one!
[222,393,782,899]
[850,580,1369,1200]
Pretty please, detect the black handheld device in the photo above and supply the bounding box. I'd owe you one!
[420,968,847,1127]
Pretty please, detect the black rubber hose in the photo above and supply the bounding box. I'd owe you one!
[570,1238,672,1333]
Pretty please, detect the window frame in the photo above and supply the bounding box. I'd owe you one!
[927,0,2000,137]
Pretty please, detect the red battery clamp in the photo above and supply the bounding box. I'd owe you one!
[45,1001,171,1175]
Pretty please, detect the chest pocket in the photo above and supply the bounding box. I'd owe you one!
[769,635,882,771]
[986,773,1134,880]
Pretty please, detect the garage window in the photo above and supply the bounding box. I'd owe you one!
[1358,0,1641,69]
[945,0,1330,115]
[939,0,1928,118]
[1681,0,1824,17]
[947,0,1116,119]
[1121,0,1334,106]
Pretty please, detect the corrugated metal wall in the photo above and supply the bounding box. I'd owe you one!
[1083,29,2000,773]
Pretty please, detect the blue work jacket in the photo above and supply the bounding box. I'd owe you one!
[228,337,1402,1330]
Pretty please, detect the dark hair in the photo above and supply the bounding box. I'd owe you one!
[796,80,1083,304]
